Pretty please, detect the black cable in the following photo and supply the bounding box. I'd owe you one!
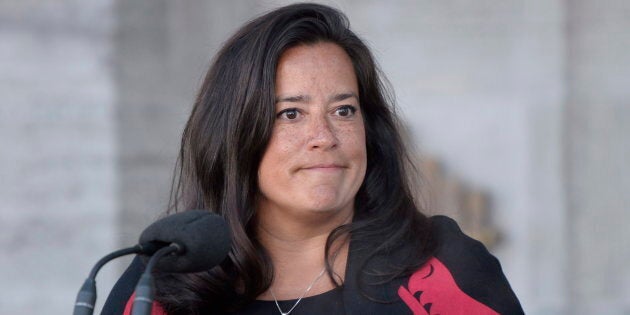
[88,246,140,279]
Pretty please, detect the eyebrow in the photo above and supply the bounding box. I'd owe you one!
[329,92,359,103]
[275,92,359,104]
[275,95,310,103]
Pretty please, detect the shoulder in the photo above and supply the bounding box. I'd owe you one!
[429,215,502,276]
[397,215,524,315]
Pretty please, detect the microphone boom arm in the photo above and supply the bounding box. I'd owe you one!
[73,246,143,315]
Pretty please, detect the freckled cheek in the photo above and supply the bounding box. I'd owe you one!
[278,127,304,147]
[337,125,367,155]
[267,127,303,165]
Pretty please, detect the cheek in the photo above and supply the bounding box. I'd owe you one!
[268,126,302,156]
[340,123,367,158]
[259,126,301,175]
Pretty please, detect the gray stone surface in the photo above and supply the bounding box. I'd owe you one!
[114,0,260,248]
[567,1,630,313]
[0,1,117,314]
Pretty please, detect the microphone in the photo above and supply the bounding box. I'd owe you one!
[138,209,232,272]
[73,210,231,315]
[131,210,232,315]
[73,243,162,315]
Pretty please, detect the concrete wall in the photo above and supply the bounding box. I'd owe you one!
[1,1,628,314]
[114,0,259,252]
[0,1,117,313]
[566,1,630,313]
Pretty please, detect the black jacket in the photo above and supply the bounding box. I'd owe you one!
[102,216,523,314]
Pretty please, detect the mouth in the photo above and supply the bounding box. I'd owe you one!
[301,163,346,171]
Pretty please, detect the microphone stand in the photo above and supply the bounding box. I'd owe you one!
[73,246,141,315]
[131,244,181,315]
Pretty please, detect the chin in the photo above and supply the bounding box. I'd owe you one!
[305,204,345,213]
[299,185,356,211]
[301,197,353,215]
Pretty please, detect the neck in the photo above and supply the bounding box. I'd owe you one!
[257,210,351,271]
[256,210,352,300]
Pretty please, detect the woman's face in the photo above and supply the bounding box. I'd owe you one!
[257,42,367,221]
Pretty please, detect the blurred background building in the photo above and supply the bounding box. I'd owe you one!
[1,0,628,314]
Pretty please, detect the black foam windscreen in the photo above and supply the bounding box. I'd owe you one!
[138,210,231,273]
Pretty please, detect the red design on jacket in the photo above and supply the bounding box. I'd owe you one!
[398,257,499,315]
[123,292,167,315]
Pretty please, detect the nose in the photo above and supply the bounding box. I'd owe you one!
[307,115,338,150]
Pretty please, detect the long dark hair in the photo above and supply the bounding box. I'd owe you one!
[154,3,435,314]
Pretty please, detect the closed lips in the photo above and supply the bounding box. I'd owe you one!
[302,164,345,170]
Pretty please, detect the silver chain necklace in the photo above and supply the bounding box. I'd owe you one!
[269,267,327,315]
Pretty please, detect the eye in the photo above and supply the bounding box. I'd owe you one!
[277,108,300,120]
[334,105,357,117]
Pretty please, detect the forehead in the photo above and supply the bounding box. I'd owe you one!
[278,42,352,68]
[275,42,358,95]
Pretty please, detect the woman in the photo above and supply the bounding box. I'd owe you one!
[104,3,523,314]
